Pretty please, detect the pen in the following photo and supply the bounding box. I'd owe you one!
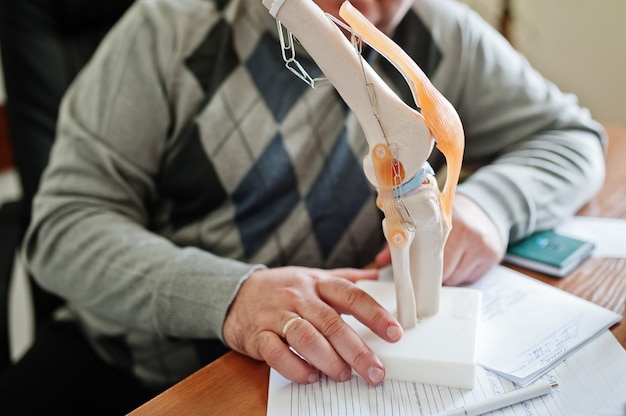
[439,380,558,416]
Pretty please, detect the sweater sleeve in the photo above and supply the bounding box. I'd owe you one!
[22,1,258,342]
[422,0,606,247]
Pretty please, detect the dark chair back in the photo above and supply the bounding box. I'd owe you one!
[0,0,135,373]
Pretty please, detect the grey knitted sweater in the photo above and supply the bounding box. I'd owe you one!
[24,0,606,386]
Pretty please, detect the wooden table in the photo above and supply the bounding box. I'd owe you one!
[129,125,626,416]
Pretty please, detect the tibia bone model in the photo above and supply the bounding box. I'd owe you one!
[261,0,465,328]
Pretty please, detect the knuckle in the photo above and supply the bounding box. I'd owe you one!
[318,315,346,339]
[293,325,322,349]
[349,345,371,368]
[369,307,389,327]
[280,286,305,303]
[343,285,367,308]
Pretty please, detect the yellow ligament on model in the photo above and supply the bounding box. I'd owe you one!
[340,1,465,228]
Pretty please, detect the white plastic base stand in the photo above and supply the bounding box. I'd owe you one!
[344,280,482,389]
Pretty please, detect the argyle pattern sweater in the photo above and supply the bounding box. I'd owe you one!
[24,0,606,386]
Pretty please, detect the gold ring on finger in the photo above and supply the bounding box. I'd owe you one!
[281,316,303,339]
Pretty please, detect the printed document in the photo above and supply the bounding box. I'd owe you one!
[267,265,623,415]
[471,266,620,385]
[267,331,626,415]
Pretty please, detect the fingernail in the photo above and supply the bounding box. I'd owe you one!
[307,372,319,384]
[339,368,352,382]
[368,366,384,384]
[386,324,402,341]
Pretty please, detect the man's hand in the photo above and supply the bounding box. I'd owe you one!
[222,267,403,386]
[374,193,505,285]
[442,193,505,285]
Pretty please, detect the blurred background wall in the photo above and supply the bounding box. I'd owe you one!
[460,0,626,125]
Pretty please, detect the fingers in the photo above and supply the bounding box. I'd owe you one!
[443,227,501,285]
[313,277,402,384]
[257,330,320,384]
[280,312,355,383]
[443,249,492,286]
[266,294,394,385]
[325,267,379,282]
[442,233,464,284]
[443,194,505,285]
[318,277,401,343]
[278,275,401,385]
[223,266,401,386]
[444,218,506,285]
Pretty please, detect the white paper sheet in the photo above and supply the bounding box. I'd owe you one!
[267,331,626,415]
[470,266,621,385]
[555,216,626,258]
